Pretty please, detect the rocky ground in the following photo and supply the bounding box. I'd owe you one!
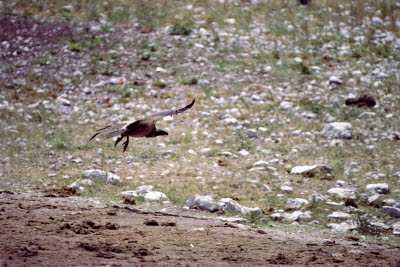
[1,0,400,265]
[1,191,400,266]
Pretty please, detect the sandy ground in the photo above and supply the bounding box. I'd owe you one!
[1,190,399,266]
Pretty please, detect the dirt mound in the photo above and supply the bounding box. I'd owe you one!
[42,187,79,198]
[345,94,377,107]
[1,192,399,266]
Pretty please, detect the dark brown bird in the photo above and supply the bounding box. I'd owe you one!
[90,99,195,152]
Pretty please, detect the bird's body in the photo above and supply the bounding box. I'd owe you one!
[90,99,195,152]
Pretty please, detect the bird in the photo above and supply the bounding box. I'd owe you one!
[90,99,195,152]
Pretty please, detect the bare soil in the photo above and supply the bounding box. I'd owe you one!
[1,191,399,266]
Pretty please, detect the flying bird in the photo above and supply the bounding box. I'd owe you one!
[90,99,195,152]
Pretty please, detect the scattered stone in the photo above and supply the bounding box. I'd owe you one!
[49,164,60,171]
[238,149,249,156]
[323,122,352,139]
[368,194,384,206]
[290,165,332,177]
[280,101,294,110]
[121,186,168,202]
[366,183,389,194]
[392,222,400,235]
[327,187,356,199]
[280,186,293,194]
[245,129,257,138]
[328,212,352,220]
[270,213,283,221]
[215,139,224,146]
[253,161,269,169]
[283,211,311,222]
[56,97,71,107]
[329,76,343,86]
[80,179,94,186]
[327,222,357,232]
[82,169,122,183]
[223,117,239,126]
[261,184,272,192]
[286,198,309,210]
[309,192,326,202]
[69,181,84,191]
[382,206,400,218]
[186,195,220,212]
[218,198,261,214]
[358,112,376,118]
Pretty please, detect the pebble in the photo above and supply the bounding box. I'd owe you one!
[366,183,389,194]
[323,122,352,139]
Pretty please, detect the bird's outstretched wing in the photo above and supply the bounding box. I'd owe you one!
[128,98,195,127]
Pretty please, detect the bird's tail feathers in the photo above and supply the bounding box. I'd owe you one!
[105,129,126,140]
[90,123,126,140]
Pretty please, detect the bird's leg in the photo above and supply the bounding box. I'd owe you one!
[122,136,129,152]
[115,136,123,147]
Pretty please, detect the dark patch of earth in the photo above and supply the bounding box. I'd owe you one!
[1,192,399,266]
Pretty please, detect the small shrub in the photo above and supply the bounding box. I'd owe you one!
[354,215,381,236]
[153,80,167,88]
[179,77,198,85]
[35,57,54,65]
[169,23,192,36]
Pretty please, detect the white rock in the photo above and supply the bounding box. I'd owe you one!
[121,186,168,202]
[201,148,212,153]
[261,184,272,192]
[83,169,122,183]
[69,181,84,191]
[323,122,352,139]
[219,198,261,214]
[238,149,249,156]
[270,213,283,221]
[137,185,154,192]
[155,67,167,73]
[371,16,383,25]
[329,76,343,85]
[283,211,311,222]
[224,18,236,24]
[290,165,332,175]
[286,198,309,210]
[215,140,224,146]
[368,194,383,205]
[109,77,124,85]
[80,179,93,186]
[62,5,74,12]
[327,187,356,199]
[141,191,168,201]
[186,195,219,212]
[224,117,239,126]
[50,164,60,171]
[366,183,389,194]
[280,101,294,109]
[309,192,326,202]
[359,112,376,119]
[327,222,357,232]
[328,212,352,220]
[281,185,293,194]
[392,222,400,235]
[56,97,71,107]
[253,161,269,169]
